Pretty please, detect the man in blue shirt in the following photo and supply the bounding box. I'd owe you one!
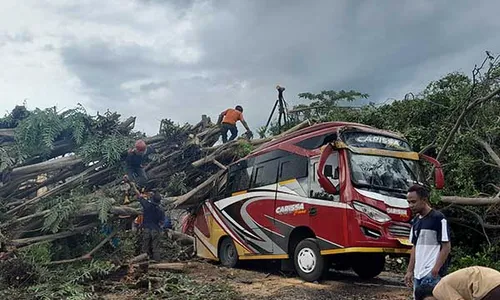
[130,182,165,261]
[404,184,451,299]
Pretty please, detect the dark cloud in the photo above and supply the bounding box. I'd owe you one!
[57,0,500,134]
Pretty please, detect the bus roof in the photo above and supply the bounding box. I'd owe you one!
[248,121,407,158]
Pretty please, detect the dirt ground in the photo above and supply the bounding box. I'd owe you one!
[187,260,411,300]
[102,259,412,300]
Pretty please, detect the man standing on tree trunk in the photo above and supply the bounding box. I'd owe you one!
[125,139,153,189]
[217,105,252,143]
[130,182,165,262]
[404,184,452,300]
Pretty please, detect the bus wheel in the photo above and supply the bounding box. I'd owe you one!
[351,253,385,279]
[219,237,238,268]
[293,238,325,282]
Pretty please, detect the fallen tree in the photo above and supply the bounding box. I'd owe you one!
[0,103,317,262]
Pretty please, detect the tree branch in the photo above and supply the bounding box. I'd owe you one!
[10,223,98,247]
[453,206,491,247]
[435,87,500,162]
[477,139,500,168]
[47,228,119,265]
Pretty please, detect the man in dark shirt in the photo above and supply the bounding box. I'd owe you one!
[130,182,165,261]
[125,139,154,188]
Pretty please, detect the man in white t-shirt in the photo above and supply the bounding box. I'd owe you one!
[404,184,451,299]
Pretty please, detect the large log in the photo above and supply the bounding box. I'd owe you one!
[166,229,195,245]
[191,143,236,168]
[0,128,15,138]
[6,164,104,215]
[10,155,83,178]
[148,262,187,272]
[441,196,500,205]
[172,169,224,208]
[10,223,98,247]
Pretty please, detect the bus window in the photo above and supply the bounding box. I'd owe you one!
[279,155,308,182]
[252,159,279,188]
[310,152,340,200]
[228,167,253,194]
[213,171,228,200]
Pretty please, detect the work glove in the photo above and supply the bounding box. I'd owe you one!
[245,130,254,139]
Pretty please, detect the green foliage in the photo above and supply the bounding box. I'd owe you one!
[37,188,115,233]
[166,172,189,196]
[159,118,189,143]
[0,146,15,172]
[234,141,255,158]
[15,105,92,158]
[42,198,80,233]
[298,89,369,104]
[150,271,239,300]
[1,239,118,300]
[78,134,133,165]
[263,89,369,136]
[97,197,115,223]
[24,260,117,300]
[450,246,500,272]
[0,104,31,128]
[18,242,53,265]
[40,191,86,233]
[8,105,137,168]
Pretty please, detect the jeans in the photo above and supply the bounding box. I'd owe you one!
[221,123,238,143]
[413,273,441,299]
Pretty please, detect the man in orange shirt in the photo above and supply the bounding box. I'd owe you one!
[217,105,252,143]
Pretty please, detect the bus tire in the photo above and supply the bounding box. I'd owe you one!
[218,237,238,268]
[293,238,325,282]
[351,253,385,279]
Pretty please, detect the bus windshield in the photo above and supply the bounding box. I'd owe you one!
[348,153,425,193]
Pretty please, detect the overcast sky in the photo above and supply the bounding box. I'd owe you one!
[1,0,499,135]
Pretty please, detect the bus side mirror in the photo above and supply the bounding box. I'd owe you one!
[317,144,338,194]
[434,167,444,190]
[419,153,445,190]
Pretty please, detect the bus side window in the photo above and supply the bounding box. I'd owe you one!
[228,167,252,194]
[252,159,279,188]
[311,152,340,200]
[325,151,340,191]
[213,171,228,200]
[279,156,308,182]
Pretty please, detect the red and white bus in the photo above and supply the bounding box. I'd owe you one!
[191,122,444,282]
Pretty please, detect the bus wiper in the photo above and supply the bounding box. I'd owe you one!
[354,182,407,194]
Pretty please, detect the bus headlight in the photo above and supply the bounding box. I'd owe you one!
[352,201,391,223]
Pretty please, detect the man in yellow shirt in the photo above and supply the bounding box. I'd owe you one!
[217,105,252,143]
[415,266,500,300]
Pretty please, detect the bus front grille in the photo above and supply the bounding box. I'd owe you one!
[388,224,411,237]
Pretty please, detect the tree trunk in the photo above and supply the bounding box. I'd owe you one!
[171,170,224,208]
[10,223,98,247]
[440,196,500,205]
[10,155,83,178]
